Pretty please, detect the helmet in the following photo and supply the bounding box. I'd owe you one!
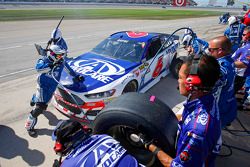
[48,45,66,61]
[51,28,62,40]
[228,16,237,25]
[182,34,193,47]
[184,27,192,35]
[52,120,92,156]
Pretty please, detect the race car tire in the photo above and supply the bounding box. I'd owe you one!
[93,92,178,166]
[122,80,138,94]
[170,57,183,79]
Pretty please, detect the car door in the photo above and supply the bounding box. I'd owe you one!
[141,37,166,87]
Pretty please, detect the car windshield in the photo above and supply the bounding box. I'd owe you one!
[91,38,145,62]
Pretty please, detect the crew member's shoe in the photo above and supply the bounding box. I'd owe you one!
[25,114,38,137]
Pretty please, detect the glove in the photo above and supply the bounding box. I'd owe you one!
[73,75,84,83]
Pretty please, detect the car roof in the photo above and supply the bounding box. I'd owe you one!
[110,31,164,43]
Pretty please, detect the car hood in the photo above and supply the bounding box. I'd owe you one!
[60,52,139,92]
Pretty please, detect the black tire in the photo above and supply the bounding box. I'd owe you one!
[93,93,178,166]
[170,57,183,79]
[122,80,138,94]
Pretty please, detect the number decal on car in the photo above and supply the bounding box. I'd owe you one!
[126,31,148,38]
[152,56,163,78]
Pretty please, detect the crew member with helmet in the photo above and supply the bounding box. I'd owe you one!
[51,120,143,167]
[232,26,250,110]
[25,29,82,137]
[209,36,237,128]
[145,55,222,167]
[181,28,209,55]
[49,28,68,51]
[224,16,245,53]
[219,12,230,24]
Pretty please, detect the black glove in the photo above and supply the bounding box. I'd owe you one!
[73,75,84,83]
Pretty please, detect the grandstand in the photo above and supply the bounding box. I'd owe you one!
[2,0,198,6]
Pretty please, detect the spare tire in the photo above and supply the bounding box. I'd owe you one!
[93,92,178,166]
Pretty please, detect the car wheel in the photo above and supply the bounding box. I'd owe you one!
[93,92,178,166]
[122,80,137,94]
[170,57,183,79]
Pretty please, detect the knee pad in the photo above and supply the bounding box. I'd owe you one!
[31,103,48,118]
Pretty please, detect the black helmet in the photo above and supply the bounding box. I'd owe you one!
[52,120,92,156]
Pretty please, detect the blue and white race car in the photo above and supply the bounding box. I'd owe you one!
[53,31,181,122]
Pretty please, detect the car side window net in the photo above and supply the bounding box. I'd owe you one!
[146,39,162,60]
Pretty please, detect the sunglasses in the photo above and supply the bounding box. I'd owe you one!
[208,48,219,52]
[243,34,247,36]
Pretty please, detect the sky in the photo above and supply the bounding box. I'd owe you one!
[195,0,250,6]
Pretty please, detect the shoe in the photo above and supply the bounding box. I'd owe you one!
[28,129,37,137]
[25,114,37,137]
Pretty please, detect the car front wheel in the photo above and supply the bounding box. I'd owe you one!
[122,80,138,94]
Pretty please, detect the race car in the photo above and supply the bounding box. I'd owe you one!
[53,31,182,122]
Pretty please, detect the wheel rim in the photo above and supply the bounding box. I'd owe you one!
[122,81,137,94]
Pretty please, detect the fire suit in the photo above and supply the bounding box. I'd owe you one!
[213,55,237,128]
[61,134,144,167]
[171,94,221,167]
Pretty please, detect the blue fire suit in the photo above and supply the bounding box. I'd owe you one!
[32,56,76,105]
[224,22,245,53]
[213,55,237,128]
[61,134,144,167]
[219,13,230,24]
[232,41,250,78]
[171,94,221,167]
[54,37,68,51]
[191,37,208,55]
[232,42,250,108]
[30,39,78,119]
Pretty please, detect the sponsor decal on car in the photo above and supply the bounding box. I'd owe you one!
[133,69,140,77]
[126,31,148,38]
[69,59,125,83]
